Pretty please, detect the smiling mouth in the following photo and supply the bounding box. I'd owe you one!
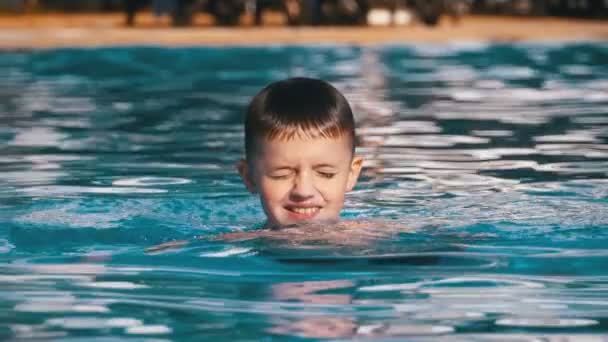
[285,206,321,220]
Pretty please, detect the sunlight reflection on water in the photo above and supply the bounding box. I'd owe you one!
[0,42,607,340]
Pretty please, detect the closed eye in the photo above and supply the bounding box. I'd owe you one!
[269,173,292,180]
[268,169,294,180]
[317,171,336,179]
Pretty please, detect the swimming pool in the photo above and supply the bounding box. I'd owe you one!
[1,42,607,340]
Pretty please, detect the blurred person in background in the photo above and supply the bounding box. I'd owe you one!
[444,0,471,25]
[0,0,27,12]
[305,0,322,25]
[171,0,196,26]
[251,0,321,26]
[153,0,176,24]
[124,0,141,26]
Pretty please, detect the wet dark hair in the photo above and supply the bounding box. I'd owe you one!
[244,77,355,161]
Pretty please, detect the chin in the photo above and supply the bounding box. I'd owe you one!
[284,214,341,227]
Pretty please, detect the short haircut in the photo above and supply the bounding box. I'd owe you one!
[244,77,355,161]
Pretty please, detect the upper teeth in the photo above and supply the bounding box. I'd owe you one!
[291,207,319,215]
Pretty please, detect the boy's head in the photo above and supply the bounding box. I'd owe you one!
[238,77,363,227]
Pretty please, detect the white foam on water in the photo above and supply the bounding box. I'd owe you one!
[10,127,67,147]
[112,102,133,111]
[13,330,68,340]
[45,317,113,329]
[3,170,68,184]
[359,121,441,135]
[0,239,15,254]
[414,311,486,320]
[0,275,91,283]
[538,304,569,309]
[112,177,192,187]
[410,42,489,58]
[537,161,608,174]
[356,324,383,335]
[126,325,172,335]
[450,89,484,102]
[359,283,419,292]
[426,173,520,188]
[379,167,423,174]
[471,130,513,137]
[383,324,454,335]
[475,79,506,89]
[534,133,598,143]
[582,91,608,102]
[478,160,539,170]
[105,318,143,328]
[27,264,107,275]
[382,134,489,148]
[200,247,254,257]
[393,120,442,133]
[15,202,135,229]
[77,281,149,289]
[470,148,538,159]
[560,65,593,76]
[360,276,544,293]
[21,185,167,195]
[487,66,537,80]
[14,303,109,313]
[435,66,479,82]
[496,318,598,328]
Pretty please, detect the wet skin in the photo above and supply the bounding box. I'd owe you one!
[238,133,363,228]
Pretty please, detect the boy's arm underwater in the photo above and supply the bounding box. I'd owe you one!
[145,219,410,253]
[145,239,191,253]
[220,220,393,246]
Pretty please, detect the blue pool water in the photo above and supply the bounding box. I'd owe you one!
[1,42,608,340]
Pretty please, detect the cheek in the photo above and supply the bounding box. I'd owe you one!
[320,190,346,218]
[258,180,289,204]
[318,177,349,203]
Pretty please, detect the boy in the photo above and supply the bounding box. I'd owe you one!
[237,77,363,228]
[146,78,365,253]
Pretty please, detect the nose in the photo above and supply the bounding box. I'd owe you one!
[290,171,315,200]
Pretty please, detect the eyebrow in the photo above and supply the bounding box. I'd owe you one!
[267,164,336,170]
[313,164,337,169]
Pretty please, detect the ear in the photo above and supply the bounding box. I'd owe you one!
[237,159,257,193]
[346,156,363,192]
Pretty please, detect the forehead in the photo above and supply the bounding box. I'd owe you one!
[255,134,352,166]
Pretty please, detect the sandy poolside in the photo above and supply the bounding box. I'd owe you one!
[0,12,607,49]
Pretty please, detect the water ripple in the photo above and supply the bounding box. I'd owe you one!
[1,43,607,339]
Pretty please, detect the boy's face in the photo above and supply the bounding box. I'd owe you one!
[238,133,363,227]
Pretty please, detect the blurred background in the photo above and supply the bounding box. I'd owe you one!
[0,0,606,29]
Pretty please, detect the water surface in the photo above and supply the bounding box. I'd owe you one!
[1,43,608,340]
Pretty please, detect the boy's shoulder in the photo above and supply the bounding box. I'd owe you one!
[145,219,414,254]
[219,219,410,246]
